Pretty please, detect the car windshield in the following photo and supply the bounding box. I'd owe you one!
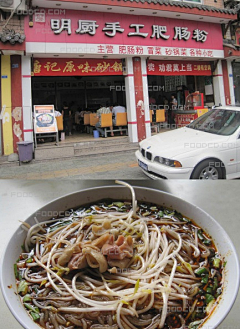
[187,108,240,135]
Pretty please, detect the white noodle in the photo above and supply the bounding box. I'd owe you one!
[16,182,220,329]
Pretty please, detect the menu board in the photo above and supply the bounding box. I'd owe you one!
[34,105,58,134]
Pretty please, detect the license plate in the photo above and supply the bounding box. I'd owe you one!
[138,160,148,172]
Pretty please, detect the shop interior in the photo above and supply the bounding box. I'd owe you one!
[32,73,215,143]
[148,75,214,108]
[32,76,126,111]
[32,75,127,141]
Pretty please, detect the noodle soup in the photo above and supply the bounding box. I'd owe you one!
[14,182,223,329]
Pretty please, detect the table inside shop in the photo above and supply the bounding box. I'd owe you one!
[0,180,239,329]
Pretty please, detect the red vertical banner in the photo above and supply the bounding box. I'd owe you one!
[11,55,23,152]
[133,57,146,142]
[222,60,231,105]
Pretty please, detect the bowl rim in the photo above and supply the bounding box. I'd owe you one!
[0,184,239,329]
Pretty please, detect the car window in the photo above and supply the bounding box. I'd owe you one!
[187,109,240,136]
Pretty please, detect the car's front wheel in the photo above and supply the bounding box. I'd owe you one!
[191,159,224,180]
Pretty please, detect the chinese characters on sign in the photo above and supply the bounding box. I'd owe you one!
[76,20,99,35]
[51,19,72,35]
[50,19,208,43]
[151,25,169,40]
[147,61,212,76]
[92,44,214,57]
[33,59,123,76]
[176,114,196,127]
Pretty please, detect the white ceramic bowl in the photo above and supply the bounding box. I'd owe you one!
[0,186,239,329]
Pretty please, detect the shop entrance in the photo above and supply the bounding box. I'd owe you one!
[148,74,214,128]
[32,75,126,140]
[32,76,126,111]
[148,75,214,109]
[147,60,215,130]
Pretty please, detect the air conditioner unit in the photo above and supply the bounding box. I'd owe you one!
[0,0,26,12]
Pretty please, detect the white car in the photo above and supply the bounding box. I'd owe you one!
[135,106,240,179]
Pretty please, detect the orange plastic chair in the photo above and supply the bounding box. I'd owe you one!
[56,115,63,131]
[101,113,113,128]
[84,113,90,125]
[115,112,127,126]
[90,113,99,126]
[156,109,165,122]
[149,110,153,123]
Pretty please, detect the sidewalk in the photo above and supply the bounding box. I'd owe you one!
[0,151,148,180]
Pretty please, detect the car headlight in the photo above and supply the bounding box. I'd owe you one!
[155,156,182,167]
[159,157,165,164]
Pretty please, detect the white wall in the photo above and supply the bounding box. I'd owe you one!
[124,57,138,143]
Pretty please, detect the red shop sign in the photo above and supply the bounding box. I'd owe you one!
[25,10,223,51]
[147,60,212,76]
[33,58,123,76]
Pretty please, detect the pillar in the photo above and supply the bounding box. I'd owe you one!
[227,59,235,105]
[1,55,14,155]
[125,57,138,143]
[11,55,23,152]
[222,60,231,105]
[141,58,151,139]
[21,56,33,142]
[124,57,150,143]
[213,60,225,106]
[133,57,146,142]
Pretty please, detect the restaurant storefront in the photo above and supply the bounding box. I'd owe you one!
[0,0,237,155]
[23,8,227,144]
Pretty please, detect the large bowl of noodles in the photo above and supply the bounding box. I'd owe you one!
[0,182,239,329]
